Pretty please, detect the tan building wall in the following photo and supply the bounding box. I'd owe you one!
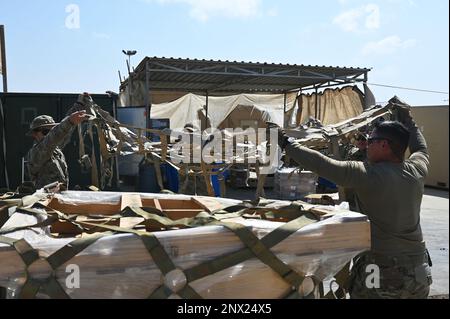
[411,105,449,189]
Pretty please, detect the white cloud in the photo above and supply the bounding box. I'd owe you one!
[333,4,380,32]
[267,7,278,17]
[362,35,417,55]
[149,0,262,22]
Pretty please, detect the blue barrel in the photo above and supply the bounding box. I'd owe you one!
[211,166,230,197]
[161,163,179,193]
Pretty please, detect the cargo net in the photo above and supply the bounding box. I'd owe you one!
[0,191,370,299]
[60,94,407,197]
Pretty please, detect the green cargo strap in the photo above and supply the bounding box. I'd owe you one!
[211,220,307,289]
[122,206,220,230]
[183,214,318,298]
[0,235,43,299]
[20,193,47,208]
[324,262,351,299]
[46,232,112,270]
[0,235,39,266]
[75,221,202,299]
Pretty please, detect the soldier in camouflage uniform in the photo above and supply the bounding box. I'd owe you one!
[276,97,432,299]
[26,111,89,189]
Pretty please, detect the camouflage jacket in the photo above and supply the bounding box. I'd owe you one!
[27,118,74,189]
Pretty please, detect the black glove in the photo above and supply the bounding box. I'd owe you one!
[265,122,290,150]
[278,128,290,150]
[390,96,415,128]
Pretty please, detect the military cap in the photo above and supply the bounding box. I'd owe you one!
[27,115,59,135]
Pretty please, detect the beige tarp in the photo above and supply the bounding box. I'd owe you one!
[296,86,365,125]
[119,81,366,129]
[218,104,272,130]
[148,92,298,129]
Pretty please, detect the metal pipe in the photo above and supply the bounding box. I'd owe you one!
[205,90,209,122]
[0,25,8,93]
[314,87,319,119]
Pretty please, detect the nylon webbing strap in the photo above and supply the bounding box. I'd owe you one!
[75,221,203,299]
[46,232,111,270]
[324,261,351,299]
[0,235,44,299]
[183,215,317,295]
[216,221,305,286]
[0,235,39,266]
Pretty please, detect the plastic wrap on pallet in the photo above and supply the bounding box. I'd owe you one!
[0,191,370,299]
[274,168,318,200]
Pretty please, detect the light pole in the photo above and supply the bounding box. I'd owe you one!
[122,50,137,106]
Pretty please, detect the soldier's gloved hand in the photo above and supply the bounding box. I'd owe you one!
[69,111,90,125]
[390,96,416,129]
[266,122,290,150]
[277,128,290,150]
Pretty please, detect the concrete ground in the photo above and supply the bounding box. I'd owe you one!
[421,188,449,298]
[223,185,449,298]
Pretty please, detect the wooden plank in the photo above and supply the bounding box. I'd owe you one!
[153,198,163,212]
[120,194,142,211]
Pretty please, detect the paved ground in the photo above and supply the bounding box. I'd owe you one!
[421,188,449,298]
[224,185,449,298]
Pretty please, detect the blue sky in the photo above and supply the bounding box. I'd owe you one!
[0,0,448,105]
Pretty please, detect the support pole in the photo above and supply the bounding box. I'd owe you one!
[0,25,7,93]
[205,90,209,124]
[144,60,151,137]
[283,92,287,128]
[314,87,319,119]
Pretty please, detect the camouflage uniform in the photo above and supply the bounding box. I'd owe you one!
[26,116,74,189]
[349,252,432,299]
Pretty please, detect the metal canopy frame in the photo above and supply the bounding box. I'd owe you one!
[120,56,371,130]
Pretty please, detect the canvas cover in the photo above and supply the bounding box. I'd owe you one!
[119,81,367,130]
[296,86,365,126]
[140,92,298,130]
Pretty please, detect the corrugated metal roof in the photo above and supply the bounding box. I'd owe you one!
[122,56,371,94]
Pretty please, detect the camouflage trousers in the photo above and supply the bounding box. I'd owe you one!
[349,252,433,299]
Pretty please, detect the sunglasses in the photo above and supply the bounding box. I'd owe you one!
[34,128,51,136]
[368,137,390,145]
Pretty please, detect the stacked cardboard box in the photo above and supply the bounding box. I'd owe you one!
[274,168,318,200]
